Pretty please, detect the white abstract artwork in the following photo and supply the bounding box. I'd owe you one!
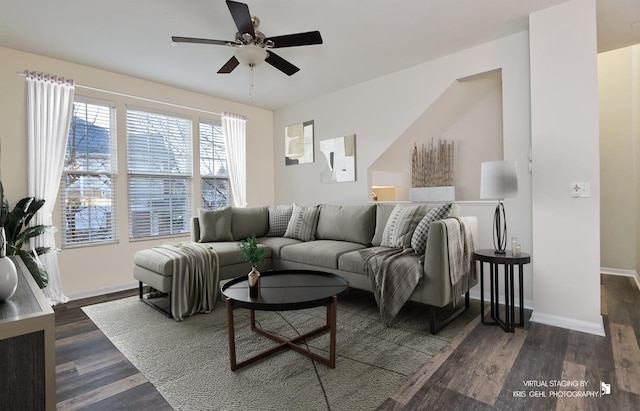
[285,120,314,165]
[320,134,356,183]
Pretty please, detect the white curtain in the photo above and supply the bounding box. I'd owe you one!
[25,71,75,305]
[222,113,247,208]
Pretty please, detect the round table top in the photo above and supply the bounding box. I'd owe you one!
[221,269,349,311]
[474,249,531,264]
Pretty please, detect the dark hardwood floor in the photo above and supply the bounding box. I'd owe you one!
[380,275,640,411]
[54,289,172,411]
[55,275,640,410]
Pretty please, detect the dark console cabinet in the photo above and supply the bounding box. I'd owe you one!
[0,257,55,410]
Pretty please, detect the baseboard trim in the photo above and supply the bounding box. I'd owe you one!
[468,288,534,311]
[66,281,138,302]
[601,267,640,290]
[529,312,605,337]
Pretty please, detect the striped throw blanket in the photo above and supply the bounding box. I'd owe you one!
[442,217,475,306]
[360,217,474,326]
[360,247,423,326]
[153,242,220,321]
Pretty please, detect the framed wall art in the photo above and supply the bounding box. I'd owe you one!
[285,120,314,165]
[320,134,356,183]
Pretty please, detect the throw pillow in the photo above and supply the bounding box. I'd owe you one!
[266,205,294,237]
[283,203,320,241]
[198,207,233,242]
[380,205,425,248]
[411,203,453,255]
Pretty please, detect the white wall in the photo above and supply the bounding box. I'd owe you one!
[598,46,639,274]
[0,2,606,336]
[274,32,534,304]
[369,71,504,202]
[0,46,274,298]
[529,0,604,335]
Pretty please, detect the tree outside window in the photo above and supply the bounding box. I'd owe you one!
[200,120,231,209]
[61,101,117,246]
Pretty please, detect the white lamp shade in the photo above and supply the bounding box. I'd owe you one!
[480,160,518,200]
[234,44,268,67]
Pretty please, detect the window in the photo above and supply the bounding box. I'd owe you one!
[199,120,231,208]
[61,100,117,246]
[126,109,192,239]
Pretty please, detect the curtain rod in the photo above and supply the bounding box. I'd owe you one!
[16,71,223,117]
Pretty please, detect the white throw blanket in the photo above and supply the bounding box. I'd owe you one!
[153,242,220,321]
[442,218,475,306]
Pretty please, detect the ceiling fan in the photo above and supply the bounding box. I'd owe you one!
[171,0,323,76]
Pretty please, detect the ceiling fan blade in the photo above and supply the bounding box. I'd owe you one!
[172,36,231,46]
[266,31,323,48]
[226,0,255,37]
[217,56,240,74]
[265,51,300,76]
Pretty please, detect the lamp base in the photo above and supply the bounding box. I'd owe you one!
[492,201,507,254]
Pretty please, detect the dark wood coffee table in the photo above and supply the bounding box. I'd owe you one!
[221,269,349,371]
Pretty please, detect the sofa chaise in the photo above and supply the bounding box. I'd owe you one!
[133,203,477,334]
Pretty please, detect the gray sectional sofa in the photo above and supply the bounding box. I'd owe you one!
[134,203,477,333]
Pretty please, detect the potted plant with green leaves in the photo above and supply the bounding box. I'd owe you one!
[0,181,54,289]
[238,235,267,298]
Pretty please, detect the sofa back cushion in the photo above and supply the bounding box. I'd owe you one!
[198,207,233,242]
[316,204,376,245]
[231,206,269,240]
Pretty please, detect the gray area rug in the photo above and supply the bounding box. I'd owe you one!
[83,289,480,411]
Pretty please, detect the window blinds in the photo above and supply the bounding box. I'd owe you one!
[61,100,117,246]
[126,109,192,239]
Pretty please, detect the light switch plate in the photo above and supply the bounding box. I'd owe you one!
[570,182,591,198]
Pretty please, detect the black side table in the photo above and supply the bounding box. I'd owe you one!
[474,249,531,332]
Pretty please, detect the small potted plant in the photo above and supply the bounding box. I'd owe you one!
[238,235,267,298]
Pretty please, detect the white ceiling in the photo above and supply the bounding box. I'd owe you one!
[1,0,639,110]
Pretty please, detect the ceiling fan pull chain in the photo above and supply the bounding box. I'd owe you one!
[249,65,254,99]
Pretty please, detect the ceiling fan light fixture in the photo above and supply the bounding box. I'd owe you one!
[172,1,320,76]
[235,44,268,67]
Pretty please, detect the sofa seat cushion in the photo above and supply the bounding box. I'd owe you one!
[257,236,302,259]
[134,265,172,292]
[338,246,397,274]
[134,248,177,277]
[201,241,272,266]
[279,240,367,269]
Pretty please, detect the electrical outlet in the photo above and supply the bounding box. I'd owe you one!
[570,182,591,198]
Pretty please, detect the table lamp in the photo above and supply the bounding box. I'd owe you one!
[480,160,518,253]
